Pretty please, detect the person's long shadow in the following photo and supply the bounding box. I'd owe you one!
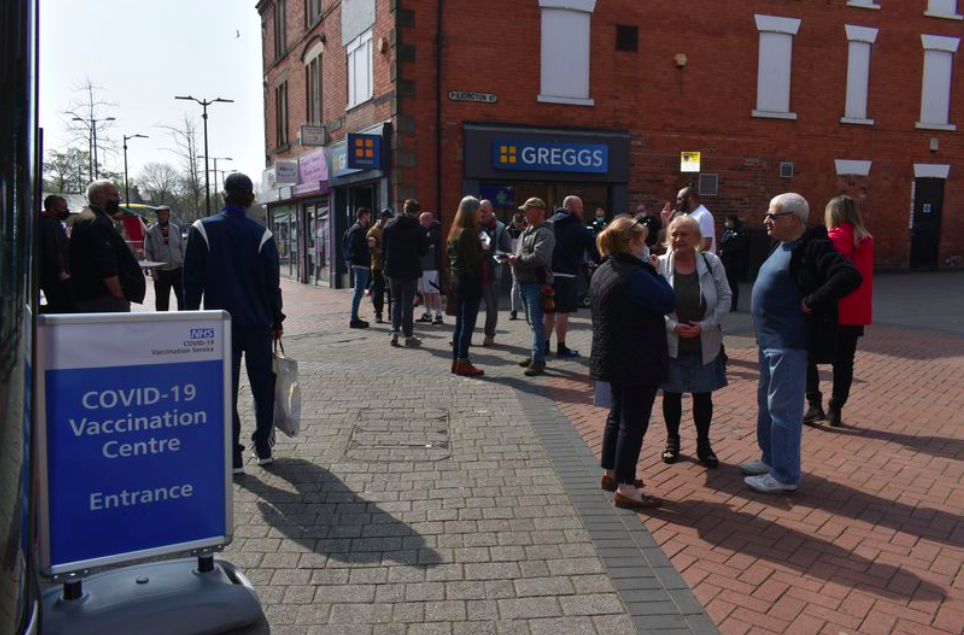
[701,467,964,553]
[650,500,946,601]
[817,423,964,463]
[235,458,442,567]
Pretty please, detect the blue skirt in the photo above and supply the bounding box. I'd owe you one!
[661,351,728,394]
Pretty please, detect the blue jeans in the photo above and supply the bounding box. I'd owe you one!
[351,266,370,321]
[519,282,546,364]
[756,347,807,485]
[452,296,481,360]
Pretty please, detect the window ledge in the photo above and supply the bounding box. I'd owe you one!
[346,97,373,112]
[924,11,964,20]
[846,1,881,9]
[752,110,798,120]
[537,95,595,107]
[840,116,875,126]
[916,122,957,131]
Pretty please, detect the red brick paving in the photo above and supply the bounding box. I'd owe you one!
[546,325,964,635]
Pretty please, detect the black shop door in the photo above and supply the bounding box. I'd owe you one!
[911,178,944,270]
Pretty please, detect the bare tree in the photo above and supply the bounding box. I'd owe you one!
[160,115,204,222]
[61,78,118,180]
[137,162,181,208]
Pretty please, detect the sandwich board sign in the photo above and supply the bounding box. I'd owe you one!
[36,311,233,575]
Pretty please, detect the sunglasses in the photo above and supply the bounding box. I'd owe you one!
[764,211,795,221]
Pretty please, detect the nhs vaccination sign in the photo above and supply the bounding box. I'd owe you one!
[493,139,609,174]
[36,312,233,575]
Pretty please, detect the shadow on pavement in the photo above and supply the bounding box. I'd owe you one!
[818,423,964,463]
[651,500,947,602]
[235,458,443,568]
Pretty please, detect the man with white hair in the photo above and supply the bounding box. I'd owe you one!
[741,193,861,494]
[69,179,146,312]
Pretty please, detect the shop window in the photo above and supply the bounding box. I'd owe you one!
[926,0,962,19]
[917,35,959,130]
[538,0,596,106]
[306,0,322,25]
[842,25,878,125]
[347,29,373,109]
[274,0,287,59]
[699,173,718,197]
[306,47,323,124]
[275,82,289,147]
[847,0,880,9]
[752,15,802,120]
[616,25,638,52]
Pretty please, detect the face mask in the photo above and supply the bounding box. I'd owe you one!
[640,245,651,261]
[104,200,121,217]
[57,209,70,221]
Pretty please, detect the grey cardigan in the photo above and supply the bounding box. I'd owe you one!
[658,250,731,365]
[144,222,186,271]
[512,224,555,285]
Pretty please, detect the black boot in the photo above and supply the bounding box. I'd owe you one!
[803,400,825,426]
[827,403,843,427]
[697,439,719,468]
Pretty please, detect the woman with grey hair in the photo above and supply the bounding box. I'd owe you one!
[657,215,731,467]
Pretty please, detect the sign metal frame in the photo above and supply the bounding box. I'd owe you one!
[36,311,234,577]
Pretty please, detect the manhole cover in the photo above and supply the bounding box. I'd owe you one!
[347,408,451,462]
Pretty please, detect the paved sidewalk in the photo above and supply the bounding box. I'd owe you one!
[216,279,713,635]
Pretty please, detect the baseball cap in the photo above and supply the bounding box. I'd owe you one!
[156,205,171,212]
[223,172,254,195]
[518,197,547,211]
[380,208,394,218]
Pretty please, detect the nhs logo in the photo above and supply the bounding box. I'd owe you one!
[190,328,215,339]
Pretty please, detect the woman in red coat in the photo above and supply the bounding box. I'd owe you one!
[804,195,874,426]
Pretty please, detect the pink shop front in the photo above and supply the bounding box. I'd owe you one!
[264,148,334,287]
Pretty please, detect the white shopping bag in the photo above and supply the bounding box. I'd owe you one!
[271,340,302,439]
[593,381,612,408]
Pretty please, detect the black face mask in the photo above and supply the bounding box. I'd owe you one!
[104,200,121,217]
[56,209,70,222]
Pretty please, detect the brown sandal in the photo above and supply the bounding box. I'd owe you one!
[600,475,644,492]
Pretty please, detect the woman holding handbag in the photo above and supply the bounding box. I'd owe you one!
[447,196,486,377]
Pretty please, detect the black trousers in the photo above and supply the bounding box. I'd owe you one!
[600,383,658,485]
[389,277,418,337]
[806,325,863,408]
[722,261,740,311]
[40,279,73,313]
[154,268,184,311]
[231,326,276,460]
[371,269,392,318]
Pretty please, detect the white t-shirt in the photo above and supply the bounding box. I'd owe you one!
[690,205,716,254]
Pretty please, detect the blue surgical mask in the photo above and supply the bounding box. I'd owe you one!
[640,245,651,261]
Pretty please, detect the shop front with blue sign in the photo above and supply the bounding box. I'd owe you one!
[463,123,630,223]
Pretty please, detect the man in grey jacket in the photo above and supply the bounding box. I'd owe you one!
[507,197,555,376]
[478,199,513,346]
[144,205,186,311]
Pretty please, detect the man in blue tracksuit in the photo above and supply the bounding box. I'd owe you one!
[183,173,285,475]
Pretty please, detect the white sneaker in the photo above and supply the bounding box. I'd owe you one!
[251,450,274,466]
[745,473,797,494]
[232,466,245,475]
[404,336,422,348]
[739,459,771,476]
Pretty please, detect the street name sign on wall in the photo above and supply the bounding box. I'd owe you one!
[492,139,608,174]
[37,312,233,576]
[448,91,498,103]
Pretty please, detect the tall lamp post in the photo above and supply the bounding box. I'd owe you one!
[199,155,233,201]
[72,115,116,181]
[123,133,149,206]
[174,95,233,216]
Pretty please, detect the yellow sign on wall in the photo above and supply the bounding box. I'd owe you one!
[680,152,701,173]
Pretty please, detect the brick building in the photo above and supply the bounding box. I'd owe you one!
[258,0,964,287]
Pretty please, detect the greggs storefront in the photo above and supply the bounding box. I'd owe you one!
[462,123,631,224]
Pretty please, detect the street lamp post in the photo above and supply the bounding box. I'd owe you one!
[175,95,234,216]
[72,115,116,181]
[123,134,149,207]
[198,156,233,202]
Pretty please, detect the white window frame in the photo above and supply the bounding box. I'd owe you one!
[925,0,963,20]
[346,29,373,110]
[834,160,872,176]
[305,42,324,125]
[538,0,597,107]
[752,15,802,120]
[847,0,881,9]
[841,25,878,125]
[917,34,960,130]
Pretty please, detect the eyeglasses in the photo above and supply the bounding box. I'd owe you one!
[764,211,795,221]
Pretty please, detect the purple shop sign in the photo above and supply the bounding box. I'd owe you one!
[294,149,330,197]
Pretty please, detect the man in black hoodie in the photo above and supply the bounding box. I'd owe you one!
[545,195,598,357]
[383,199,429,347]
[345,208,373,329]
[39,195,72,313]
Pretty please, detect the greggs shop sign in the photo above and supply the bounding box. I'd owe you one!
[492,139,608,174]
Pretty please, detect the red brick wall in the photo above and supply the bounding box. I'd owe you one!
[395,0,964,268]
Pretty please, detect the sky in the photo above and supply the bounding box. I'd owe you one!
[39,0,266,189]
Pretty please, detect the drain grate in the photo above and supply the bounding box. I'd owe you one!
[346,408,451,462]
